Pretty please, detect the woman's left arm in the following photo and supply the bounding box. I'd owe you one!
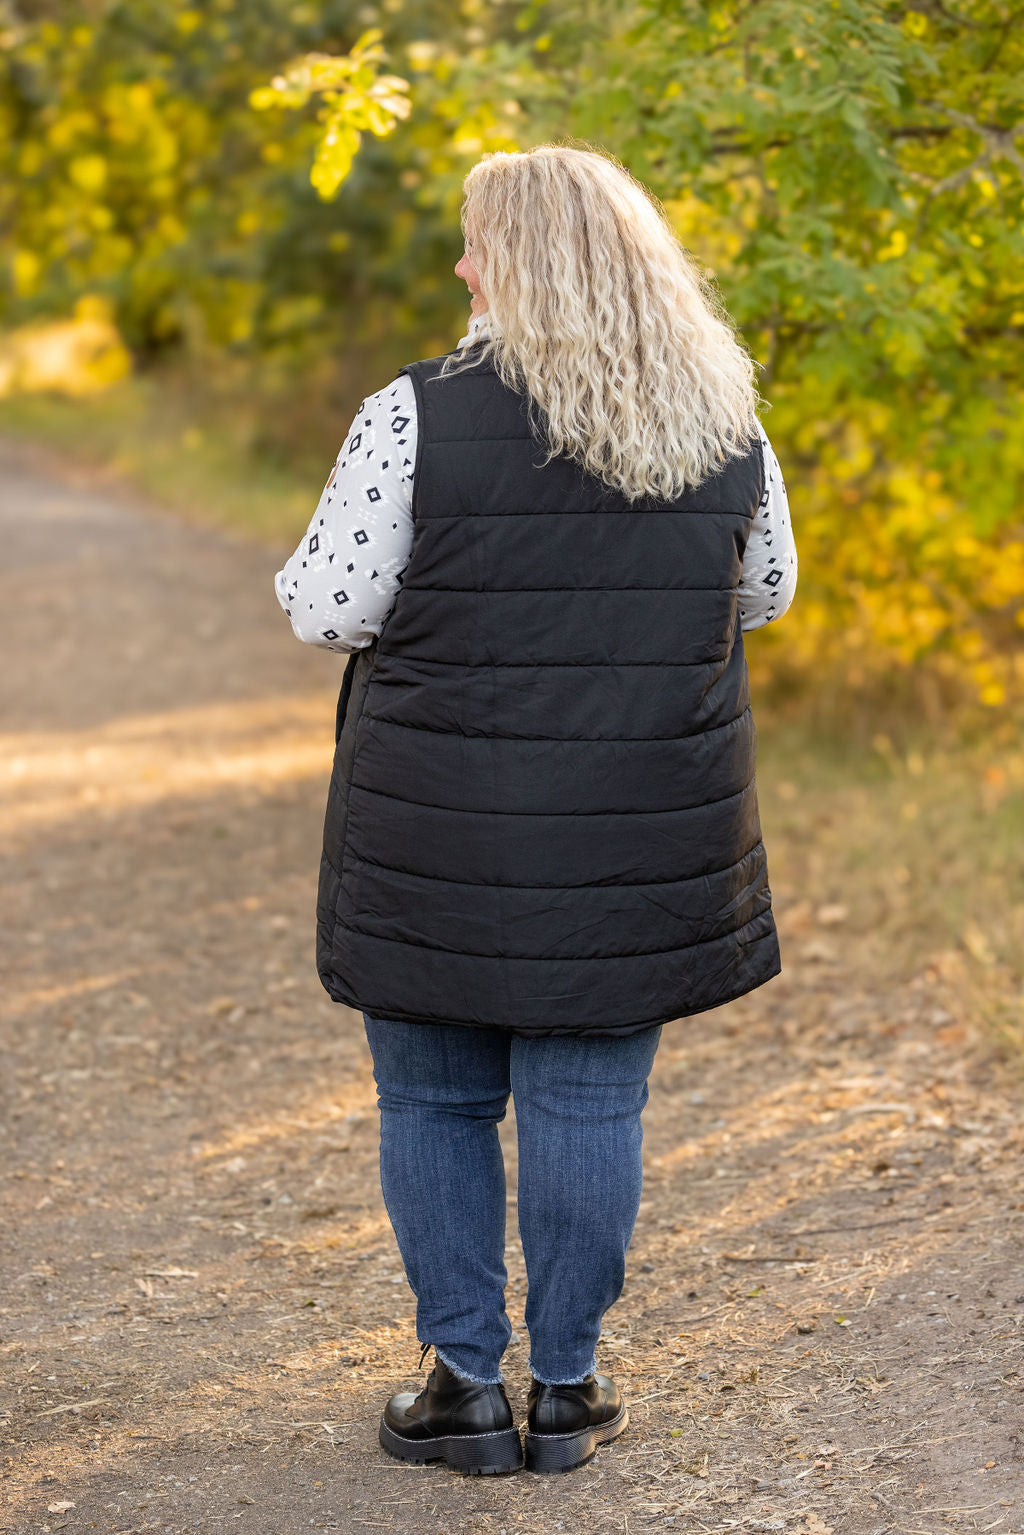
[739,424,798,632]
[273,373,418,651]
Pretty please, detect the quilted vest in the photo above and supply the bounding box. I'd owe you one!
[315,350,782,1037]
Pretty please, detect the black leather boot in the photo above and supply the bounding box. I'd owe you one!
[379,1343,523,1475]
[523,1371,629,1473]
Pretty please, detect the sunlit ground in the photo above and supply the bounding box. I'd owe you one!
[1,439,1021,1532]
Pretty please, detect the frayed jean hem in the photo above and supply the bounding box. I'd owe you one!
[432,1344,505,1386]
[527,1354,598,1386]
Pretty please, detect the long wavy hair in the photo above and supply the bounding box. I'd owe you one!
[437,144,762,503]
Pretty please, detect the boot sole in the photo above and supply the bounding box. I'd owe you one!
[523,1403,629,1474]
[378,1418,524,1475]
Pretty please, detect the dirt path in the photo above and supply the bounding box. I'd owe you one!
[1,440,1021,1535]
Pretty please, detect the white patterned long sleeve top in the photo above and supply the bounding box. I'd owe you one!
[274,313,798,651]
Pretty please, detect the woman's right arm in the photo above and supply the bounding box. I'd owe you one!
[273,373,418,651]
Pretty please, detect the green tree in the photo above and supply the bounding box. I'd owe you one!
[396,0,1024,716]
[1,0,1021,720]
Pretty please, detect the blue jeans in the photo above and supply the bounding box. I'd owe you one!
[362,1012,663,1387]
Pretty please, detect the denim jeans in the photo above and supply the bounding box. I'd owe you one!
[362,1011,663,1387]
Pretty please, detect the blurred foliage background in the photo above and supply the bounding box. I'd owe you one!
[1,0,1022,738]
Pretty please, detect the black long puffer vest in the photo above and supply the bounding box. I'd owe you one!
[315,350,782,1037]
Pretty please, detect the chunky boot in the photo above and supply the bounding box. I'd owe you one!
[378,1344,523,1475]
[523,1371,629,1473]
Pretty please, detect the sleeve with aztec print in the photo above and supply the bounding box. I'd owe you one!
[273,374,418,652]
[739,424,798,632]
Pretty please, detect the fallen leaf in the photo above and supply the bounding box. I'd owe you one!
[963,922,995,966]
[799,1516,834,1535]
[47,1503,75,1514]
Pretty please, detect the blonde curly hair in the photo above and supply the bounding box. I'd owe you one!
[438,143,762,503]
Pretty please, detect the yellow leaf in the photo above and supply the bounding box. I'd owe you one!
[69,154,107,193]
[12,249,40,297]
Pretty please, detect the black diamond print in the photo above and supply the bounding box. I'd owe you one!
[347,432,361,452]
[323,629,339,640]
[391,415,410,434]
[367,486,381,503]
[353,529,369,545]
[763,568,783,587]
[381,459,389,469]
[347,563,354,573]
[332,589,350,604]
[307,533,319,554]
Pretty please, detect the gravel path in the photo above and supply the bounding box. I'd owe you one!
[1,441,1021,1535]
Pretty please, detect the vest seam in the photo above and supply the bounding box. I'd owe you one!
[331,904,774,962]
[368,657,730,668]
[347,773,757,816]
[413,510,754,520]
[335,840,766,890]
[398,585,738,593]
[359,711,749,743]
[317,970,779,1034]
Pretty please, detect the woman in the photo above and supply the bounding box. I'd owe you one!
[274,144,797,1477]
